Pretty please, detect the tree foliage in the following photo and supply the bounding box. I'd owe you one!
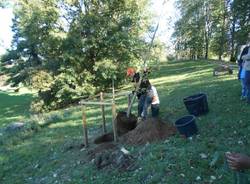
[173,0,250,61]
[1,0,151,112]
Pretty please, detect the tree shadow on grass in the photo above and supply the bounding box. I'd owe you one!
[0,91,32,127]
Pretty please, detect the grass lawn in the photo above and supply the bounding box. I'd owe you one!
[0,91,32,128]
[1,60,250,184]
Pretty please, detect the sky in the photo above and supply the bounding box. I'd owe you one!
[0,0,178,55]
[0,7,14,55]
[150,0,179,48]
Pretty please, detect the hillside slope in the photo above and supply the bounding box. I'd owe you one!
[1,60,250,184]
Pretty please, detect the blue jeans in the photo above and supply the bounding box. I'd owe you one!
[141,96,160,119]
[138,94,146,117]
[245,71,250,103]
[141,95,152,118]
[241,78,247,97]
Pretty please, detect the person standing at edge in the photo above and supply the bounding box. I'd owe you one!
[237,45,249,100]
[242,45,250,103]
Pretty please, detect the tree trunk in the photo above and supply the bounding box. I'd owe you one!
[204,2,211,60]
[230,14,236,62]
[205,32,209,59]
[219,0,227,61]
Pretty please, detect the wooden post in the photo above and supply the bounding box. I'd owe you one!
[82,105,88,147]
[127,93,132,115]
[100,92,106,133]
[112,77,115,100]
[112,102,118,142]
[111,77,118,142]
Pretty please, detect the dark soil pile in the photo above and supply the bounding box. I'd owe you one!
[116,111,137,135]
[87,143,118,159]
[87,143,136,171]
[94,111,137,144]
[94,132,114,144]
[121,118,176,145]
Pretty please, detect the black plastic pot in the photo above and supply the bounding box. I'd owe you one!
[183,93,208,116]
[175,115,198,138]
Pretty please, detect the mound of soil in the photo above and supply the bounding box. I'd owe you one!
[94,132,114,144]
[87,143,118,159]
[121,118,176,145]
[94,111,137,144]
[116,111,137,135]
[87,143,136,171]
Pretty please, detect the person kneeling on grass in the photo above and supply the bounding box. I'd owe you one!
[141,80,160,120]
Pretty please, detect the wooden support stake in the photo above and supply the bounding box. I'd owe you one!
[82,105,88,147]
[112,77,115,100]
[79,101,112,105]
[100,92,106,133]
[127,93,132,115]
[112,103,118,142]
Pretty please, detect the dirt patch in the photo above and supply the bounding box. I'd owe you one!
[87,117,176,170]
[93,111,137,144]
[87,143,136,171]
[87,143,118,159]
[121,118,176,145]
[116,111,137,135]
[61,139,85,152]
[94,132,114,144]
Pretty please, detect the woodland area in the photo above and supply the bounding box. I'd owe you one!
[0,0,250,112]
[1,1,250,183]
[1,0,154,112]
[173,0,250,60]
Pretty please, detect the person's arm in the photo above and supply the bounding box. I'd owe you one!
[226,152,250,171]
[242,48,250,60]
[242,54,250,61]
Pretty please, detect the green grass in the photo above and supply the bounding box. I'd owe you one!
[0,91,32,127]
[1,60,250,184]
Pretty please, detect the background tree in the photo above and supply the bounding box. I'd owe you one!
[173,0,250,61]
[1,0,152,112]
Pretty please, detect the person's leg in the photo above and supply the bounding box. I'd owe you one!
[141,95,152,119]
[246,86,250,103]
[151,104,159,117]
[241,78,247,99]
[245,71,250,103]
[138,95,146,117]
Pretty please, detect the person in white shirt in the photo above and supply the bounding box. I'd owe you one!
[141,80,160,119]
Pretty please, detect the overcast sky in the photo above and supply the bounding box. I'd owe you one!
[0,0,178,55]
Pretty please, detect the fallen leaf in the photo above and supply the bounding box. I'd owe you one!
[196,176,201,181]
[200,153,208,159]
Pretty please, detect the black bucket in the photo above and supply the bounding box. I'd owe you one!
[175,115,198,138]
[183,93,208,116]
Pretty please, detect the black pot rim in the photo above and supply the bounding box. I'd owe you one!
[183,93,206,102]
[175,115,196,127]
